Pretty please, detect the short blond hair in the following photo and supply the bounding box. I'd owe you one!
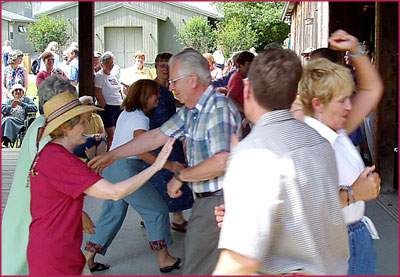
[298,58,355,116]
[134,50,145,58]
[203,53,215,64]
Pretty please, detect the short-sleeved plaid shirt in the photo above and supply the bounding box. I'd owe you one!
[160,85,241,193]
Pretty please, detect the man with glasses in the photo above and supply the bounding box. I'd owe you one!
[89,50,241,275]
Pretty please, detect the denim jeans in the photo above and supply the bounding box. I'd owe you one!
[347,220,377,275]
[86,158,172,255]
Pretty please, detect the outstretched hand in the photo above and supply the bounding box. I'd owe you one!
[88,152,114,175]
[153,138,176,171]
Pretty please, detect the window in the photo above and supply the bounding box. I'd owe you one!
[18,25,27,33]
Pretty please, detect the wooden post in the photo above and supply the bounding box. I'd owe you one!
[78,2,94,97]
[375,2,398,192]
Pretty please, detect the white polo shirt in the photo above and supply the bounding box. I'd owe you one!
[304,116,365,224]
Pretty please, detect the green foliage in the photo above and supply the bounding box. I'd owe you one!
[214,18,258,57]
[176,16,216,53]
[212,2,290,52]
[26,15,70,52]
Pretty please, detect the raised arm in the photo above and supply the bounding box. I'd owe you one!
[328,29,383,134]
[85,138,175,200]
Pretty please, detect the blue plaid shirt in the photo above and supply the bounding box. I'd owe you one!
[160,85,241,193]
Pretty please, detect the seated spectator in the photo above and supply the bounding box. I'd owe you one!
[73,96,107,160]
[2,84,37,147]
[203,53,223,80]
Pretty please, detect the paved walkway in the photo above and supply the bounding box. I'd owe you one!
[2,148,398,275]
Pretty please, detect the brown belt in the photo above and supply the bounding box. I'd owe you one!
[195,189,223,198]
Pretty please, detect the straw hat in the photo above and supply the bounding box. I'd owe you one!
[40,92,103,141]
[9,84,26,95]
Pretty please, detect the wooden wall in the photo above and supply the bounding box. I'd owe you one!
[375,2,398,192]
[289,2,329,64]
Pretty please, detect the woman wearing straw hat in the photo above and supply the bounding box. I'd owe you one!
[2,49,28,99]
[27,91,175,275]
[2,84,37,147]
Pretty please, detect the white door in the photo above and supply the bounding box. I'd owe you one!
[105,27,143,68]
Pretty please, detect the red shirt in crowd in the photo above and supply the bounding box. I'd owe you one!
[28,142,102,275]
[227,70,245,106]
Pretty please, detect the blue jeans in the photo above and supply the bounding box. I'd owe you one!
[347,220,377,275]
[86,158,172,254]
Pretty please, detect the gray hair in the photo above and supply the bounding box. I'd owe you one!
[7,49,23,65]
[169,50,211,85]
[100,51,114,65]
[38,75,77,106]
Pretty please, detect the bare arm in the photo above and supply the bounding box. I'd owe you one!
[94,87,106,108]
[135,129,185,173]
[88,128,169,174]
[213,249,260,275]
[328,30,384,134]
[85,138,175,200]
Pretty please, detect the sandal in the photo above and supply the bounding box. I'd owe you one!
[89,262,110,273]
[171,221,188,232]
[159,258,181,273]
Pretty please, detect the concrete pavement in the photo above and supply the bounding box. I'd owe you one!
[82,192,398,275]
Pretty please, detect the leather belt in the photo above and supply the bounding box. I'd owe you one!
[195,189,223,198]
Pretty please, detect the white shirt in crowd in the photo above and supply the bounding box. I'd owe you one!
[304,116,379,239]
[213,50,224,65]
[110,109,148,160]
[94,69,123,106]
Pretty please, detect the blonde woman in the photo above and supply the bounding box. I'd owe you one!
[299,30,383,275]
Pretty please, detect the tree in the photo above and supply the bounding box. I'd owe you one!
[26,14,70,53]
[176,16,216,53]
[214,18,258,57]
[212,2,290,51]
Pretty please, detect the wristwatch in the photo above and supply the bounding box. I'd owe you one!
[339,185,356,205]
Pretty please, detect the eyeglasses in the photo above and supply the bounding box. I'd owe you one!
[46,58,55,62]
[168,75,187,85]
